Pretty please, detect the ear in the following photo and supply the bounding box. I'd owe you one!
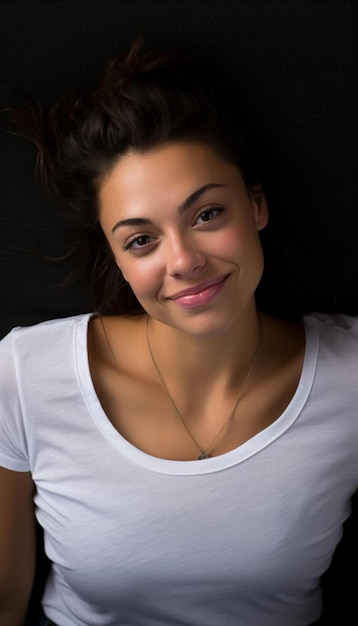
[250,184,268,231]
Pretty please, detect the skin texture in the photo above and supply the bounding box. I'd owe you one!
[89,141,304,460]
[0,468,36,625]
[99,141,268,339]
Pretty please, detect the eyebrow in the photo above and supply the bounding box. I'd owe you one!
[111,183,226,234]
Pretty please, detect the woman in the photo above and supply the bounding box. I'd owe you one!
[0,39,357,626]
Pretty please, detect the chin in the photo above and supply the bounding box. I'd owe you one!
[175,312,241,339]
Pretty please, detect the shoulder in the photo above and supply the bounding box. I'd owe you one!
[304,312,358,349]
[305,311,358,332]
[303,313,358,380]
[0,313,94,350]
[0,313,94,371]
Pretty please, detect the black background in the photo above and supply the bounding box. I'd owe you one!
[0,1,357,623]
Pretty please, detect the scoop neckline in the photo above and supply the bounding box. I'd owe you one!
[75,313,318,476]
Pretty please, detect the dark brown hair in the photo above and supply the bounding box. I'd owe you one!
[6,38,259,314]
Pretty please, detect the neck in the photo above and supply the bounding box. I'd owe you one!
[147,306,262,392]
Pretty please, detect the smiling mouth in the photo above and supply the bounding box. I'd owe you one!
[168,275,230,308]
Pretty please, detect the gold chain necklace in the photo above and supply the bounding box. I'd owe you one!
[146,315,262,460]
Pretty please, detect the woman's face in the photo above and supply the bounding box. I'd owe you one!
[98,141,268,337]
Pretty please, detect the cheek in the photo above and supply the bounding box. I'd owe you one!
[118,257,162,298]
[214,223,262,259]
[108,241,155,289]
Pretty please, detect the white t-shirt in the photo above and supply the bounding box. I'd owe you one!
[0,312,357,626]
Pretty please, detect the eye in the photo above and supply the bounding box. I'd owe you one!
[195,205,225,225]
[123,234,155,251]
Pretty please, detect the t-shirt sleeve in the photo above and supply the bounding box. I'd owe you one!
[0,329,30,471]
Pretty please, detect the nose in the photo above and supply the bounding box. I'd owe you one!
[166,232,207,277]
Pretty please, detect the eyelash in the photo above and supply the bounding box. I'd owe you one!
[195,205,225,224]
[123,204,225,251]
[122,234,153,251]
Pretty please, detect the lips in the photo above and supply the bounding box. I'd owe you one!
[167,275,229,309]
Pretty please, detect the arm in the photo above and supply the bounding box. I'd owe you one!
[0,466,36,626]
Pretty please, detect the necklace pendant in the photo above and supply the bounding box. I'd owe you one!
[198,452,211,460]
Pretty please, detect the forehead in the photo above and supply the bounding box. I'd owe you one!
[99,142,246,226]
[99,141,243,205]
